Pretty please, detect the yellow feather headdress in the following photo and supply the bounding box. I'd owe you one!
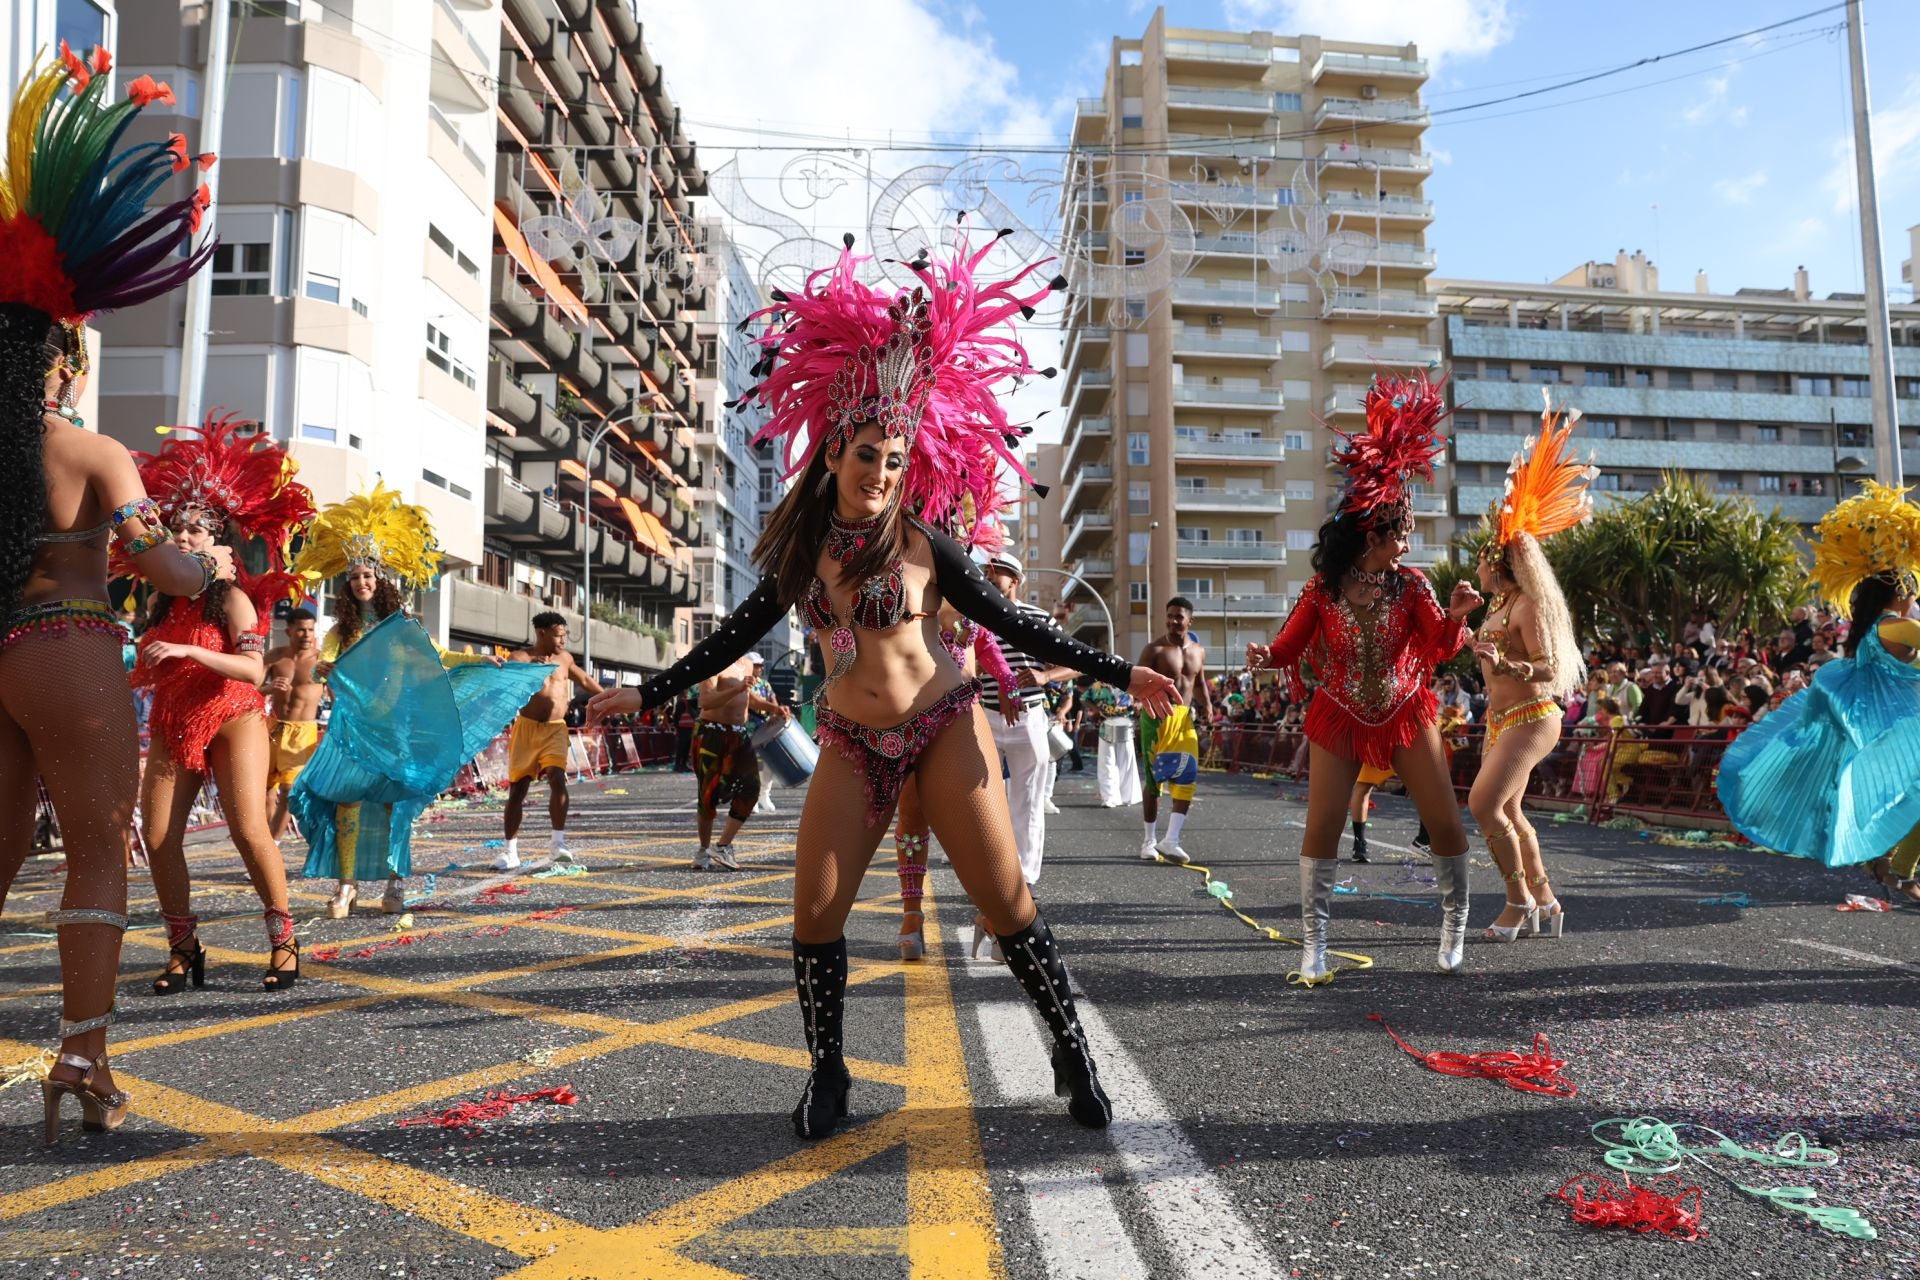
[293,482,442,592]
[1490,388,1599,548]
[1808,481,1920,613]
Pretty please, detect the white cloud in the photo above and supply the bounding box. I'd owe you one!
[1221,0,1514,65]
[1682,71,1747,127]
[1822,73,1920,214]
[1428,146,1454,166]
[1765,215,1826,255]
[1713,171,1768,204]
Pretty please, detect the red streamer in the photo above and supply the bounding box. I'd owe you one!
[526,906,578,922]
[477,882,530,905]
[1555,1174,1706,1241]
[396,1085,579,1130]
[310,935,420,964]
[1367,1013,1577,1097]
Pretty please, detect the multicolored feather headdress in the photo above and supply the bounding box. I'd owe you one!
[1809,481,1920,613]
[0,45,217,330]
[118,412,315,604]
[293,482,444,593]
[737,226,1060,525]
[1332,371,1450,526]
[1489,389,1599,549]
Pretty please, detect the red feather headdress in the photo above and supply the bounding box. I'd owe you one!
[1332,371,1451,523]
[737,226,1060,537]
[119,412,316,605]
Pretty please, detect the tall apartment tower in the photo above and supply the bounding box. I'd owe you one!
[99,2,501,645]
[461,0,708,682]
[1057,8,1446,659]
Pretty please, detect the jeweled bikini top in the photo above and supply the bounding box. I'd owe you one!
[805,511,929,700]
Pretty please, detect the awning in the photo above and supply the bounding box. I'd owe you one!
[494,206,590,325]
[618,497,674,558]
[558,459,618,500]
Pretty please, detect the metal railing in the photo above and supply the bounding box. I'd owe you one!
[1323,338,1442,367]
[1323,192,1436,219]
[1172,382,1283,407]
[1311,51,1428,79]
[1171,325,1283,356]
[1316,144,1433,173]
[1322,289,1440,318]
[1169,486,1287,510]
[1173,432,1286,458]
[1314,97,1430,126]
[1176,538,1286,562]
[1167,86,1274,111]
[1165,38,1271,64]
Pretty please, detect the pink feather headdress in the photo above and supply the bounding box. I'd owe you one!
[1332,370,1451,524]
[737,227,1060,538]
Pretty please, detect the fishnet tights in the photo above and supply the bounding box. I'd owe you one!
[1468,714,1562,919]
[793,703,1034,944]
[0,630,137,1063]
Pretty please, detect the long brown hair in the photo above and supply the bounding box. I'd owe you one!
[330,575,407,650]
[751,428,909,608]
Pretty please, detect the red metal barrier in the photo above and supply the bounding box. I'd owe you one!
[1195,720,1736,831]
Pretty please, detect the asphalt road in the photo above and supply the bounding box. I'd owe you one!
[1,763,1914,1279]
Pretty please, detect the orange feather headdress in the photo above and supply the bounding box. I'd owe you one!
[1491,389,1599,548]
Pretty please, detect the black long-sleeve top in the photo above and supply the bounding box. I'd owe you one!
[628,520,1133,710]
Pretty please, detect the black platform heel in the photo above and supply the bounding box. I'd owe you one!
[153,910,206,995]
[790,937,852,1140]
[261,908,299,991]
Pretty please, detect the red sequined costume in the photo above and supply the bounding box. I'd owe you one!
[1264,568,1468,770]
[132,602,269,772]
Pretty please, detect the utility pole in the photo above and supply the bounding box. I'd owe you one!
[1844,0,1903,485]
[175,0,232,430]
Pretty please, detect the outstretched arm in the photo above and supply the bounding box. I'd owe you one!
[569,656,605,695]
[588,579,788,722]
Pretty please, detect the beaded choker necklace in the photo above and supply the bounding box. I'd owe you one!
[1346,566,1391,602]
[825,511,883,568]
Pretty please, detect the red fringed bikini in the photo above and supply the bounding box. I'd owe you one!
[132,606,268,771]
[1263,569,1467,770]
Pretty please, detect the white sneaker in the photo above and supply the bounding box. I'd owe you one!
[491,848,521,872]
[1139,837,1160,861]
[710,845,740,871]
[692,847,713,871]
[1043,800,1061,815]
[550,845,577,866]
[1155,839,1191,866]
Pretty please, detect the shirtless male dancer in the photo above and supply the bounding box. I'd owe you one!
[1138,596,1214,864]
[692,653,788,871]
[263,607,325,840]
[494,612,601,871]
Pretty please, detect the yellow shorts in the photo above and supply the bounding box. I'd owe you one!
[1356,763,1396,787]
[267,720,321,789]
[508,717,571,782]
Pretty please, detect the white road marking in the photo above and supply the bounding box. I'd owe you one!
[975,998,1280,1280]
[1785,937,1920,975]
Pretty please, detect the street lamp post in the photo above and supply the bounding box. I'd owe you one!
[1022,567,1116,654]
[579,413,624,680]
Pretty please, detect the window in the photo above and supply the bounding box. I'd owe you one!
[1755,424,1780,442]
[1453,414,1479,431]
[1175,477,1207,493]
[1281,330,1311,352]
[1714,371,1738,391]
[1285,529,1314,551]
[1122,189,1144,204]
[1283,430,1308,452]
[481,549,511,589]
[1839,376,1871,398]
[1798,428,1826,447]
[1176,526,1209,544]
[276,209,296,297]
[1226,527,1263,545]
[1757,475,1782,493]
[1128,482,1150,515]
[1798,376,1833,397]
[427,224,481,280]
[1121,115,1144,129]
[303,208,346,304]
[1668,421,1694,439]
[1174,426,1204,443]
[1584,419,1619,439]
[1632,368,1652,387]
[1129,582,1150,603]
[1716,473,1743,493]
[1583,368,1619,388]
[1530,365,1561,385]
[1128,532,1148,565]
[1715,423,1742,442]
[426,319,477,389]
[1480,363,1510,382]
[1626,420,1657,440]
[1592,473,1622,492]
[1123,248,1146,266]
[57,0,109,50]
[1284,480,1315,501]
[1273,92,1303,111]
[1177,577,1213,598]
[1127,432,1149,465]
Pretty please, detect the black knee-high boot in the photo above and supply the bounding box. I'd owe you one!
[791,937,852,1140]
[996,910,1112,1128]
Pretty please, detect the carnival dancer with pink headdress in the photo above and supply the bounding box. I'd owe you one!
[589,230,1177,1139]
[1246,375,1484,985]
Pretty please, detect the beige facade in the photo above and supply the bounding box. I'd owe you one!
[1435,253,1920,531]
[1057,8,1448,659]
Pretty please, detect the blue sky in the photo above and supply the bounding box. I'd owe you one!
[662,0,1920,306]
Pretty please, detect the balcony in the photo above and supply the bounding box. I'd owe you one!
[1069,368,1113,407]
[1310,51,1429,83]
[1322,192,1435,224]
[1062,324,1111,373]
[1170,486,1287,512]
[1166,86,1274,115]
[1072,556,1115,579]
[1062,510,1114,558]
[1355,241,1438,271]
[1172,382,1284,411]
[1315,144,1434,175]
[1175,539,1287,564]
[1062,416,1113,474]
[1324,384,1368,416]
[1402,547,1445,568]
[1408,490,1451,517]
[1164,37,1272,68]
[1313,97,1430,130]
[1188,593,1290,617]
[1165,133,1286,162]
[1169,181,1295,210]
[1064,603,1109,637]
[1190,233,1261,258]
[1171,325,1283,360]
[1173,279,1287,311]
[1063,462,1114,514]
[1323,337,1442,369]
[1174,431,1286,461]
[1321,289,1439,321]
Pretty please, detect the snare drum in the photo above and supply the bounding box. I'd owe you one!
[751,717,818,786]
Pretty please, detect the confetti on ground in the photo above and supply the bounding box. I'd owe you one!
[531,862,588,878]
[0,1050,53,1093]
[396,1085,578,1130]
[1368,1013,1576,1097]
[1836,895,1894,912]
[477,881,530,905]
[1555,1173,1706,1241]
[524,907,579,922]
[311,934,422,964]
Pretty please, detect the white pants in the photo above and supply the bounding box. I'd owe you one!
[992,702,1050,885]
[1098,719,1142,807]
[1044,758,1059,802]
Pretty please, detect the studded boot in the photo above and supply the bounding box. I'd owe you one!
[996,910,1111,1129]
[790,937,852,1140]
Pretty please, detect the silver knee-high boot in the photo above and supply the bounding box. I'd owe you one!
[1432,852,1470,973]
[1292,858,1337,986]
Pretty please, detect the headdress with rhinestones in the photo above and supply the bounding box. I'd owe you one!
[737,223,1061,528]
[293,481,444,594]
[1331,370,1450,526]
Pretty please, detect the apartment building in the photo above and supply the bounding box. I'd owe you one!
[685,218,802,687]
[1056,6,1448,658]
[1436,250,1920,530]
[460,0,708,683]
[98,0,497,646]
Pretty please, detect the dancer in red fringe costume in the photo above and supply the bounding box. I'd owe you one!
[1247,374,1482,984]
